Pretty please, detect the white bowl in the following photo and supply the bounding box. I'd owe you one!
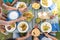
[7,11,21,20]
[16,2,27,9]
[40,0,53,7]
[5,24,16,32]
[17,21,29,33]
[40,22,52,33]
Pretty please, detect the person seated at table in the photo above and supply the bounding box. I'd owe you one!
[33,32,58,40]
[7,32,31,40]
[0,0,27,25]
[3,0,18,6]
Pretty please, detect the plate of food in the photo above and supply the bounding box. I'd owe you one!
[40,22,52,33]
[7,10,21,20]
[5,23,16,32]
[16,2,27,9]
[17,22,29,33]
[32,2,40,9]
[31,28,40,37]
[40,0,53,7]
[23,12,34,22]
[38,12,50,19]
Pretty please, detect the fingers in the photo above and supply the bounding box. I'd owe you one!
[19,7,27,13]
[20,16,27,21]
[0,16,6,20]
[2,13,7,18]
[0,13,7,20]
[7,21,15,25]
[44,32,48,34]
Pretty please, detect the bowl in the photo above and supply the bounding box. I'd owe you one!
[7,10,22,20]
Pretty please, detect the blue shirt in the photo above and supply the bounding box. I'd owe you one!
[3,0,14,4]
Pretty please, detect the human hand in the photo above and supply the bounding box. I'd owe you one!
[19,16,26,21]
[33,37,39,40]
[26,32,31,38]
[16,32,31,40]
[6,2,11,6]
[0,14,7,20]
[44,32,49,37]
[7,21,15,25]
[18,7,27,13]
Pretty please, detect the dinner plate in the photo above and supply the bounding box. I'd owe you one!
[40,0,53,7]
[17,21,29,33]
[40,22,52,33]
[38,12,50,19]
[5,24,16,32]
[16,2,27,9]
[7,10,21,20]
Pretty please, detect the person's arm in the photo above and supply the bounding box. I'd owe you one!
[16,32,31,40]
[2,3,27,12]
[33,37,39,40]
[0,16,26,25]
[13,16,26,22]
[0,20,8,25]
[44,33,58,40]
[11,0,18,6]
[2,3,17,10]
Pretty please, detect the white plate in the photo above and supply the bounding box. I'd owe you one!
[17,22,29,33]
[8,11,20,20]
[38,12,50,19]
[40,0,53,7]
[40,22,52,33]
[5,24,16,32]
[16,2,27,9]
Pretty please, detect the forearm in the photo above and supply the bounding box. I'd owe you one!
[47,35,58,40]
[0,20,8,25]
[11,0,18,6]
[16,36,28,40]
[12,17,22,23]
[6,6,17,10]
[2,4,17,10]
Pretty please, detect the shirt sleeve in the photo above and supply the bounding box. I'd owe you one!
[7,38,16,40]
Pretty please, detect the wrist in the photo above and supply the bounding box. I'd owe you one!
[16,38,18,40]
[46,35,51,38]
